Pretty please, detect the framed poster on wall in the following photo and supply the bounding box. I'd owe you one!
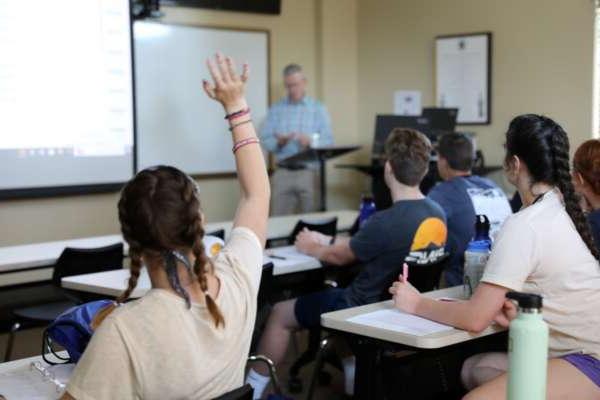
[435,32,492,125]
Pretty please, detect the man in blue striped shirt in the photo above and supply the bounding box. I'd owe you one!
[261,64,333,215]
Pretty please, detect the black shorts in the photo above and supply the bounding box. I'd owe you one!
[294,288,349,329]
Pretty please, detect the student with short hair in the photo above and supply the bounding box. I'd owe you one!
[573,139,600,250]
[428,132,511,286]
[390,114,600,399]
[61,53,270,400]
[246,128,447,399]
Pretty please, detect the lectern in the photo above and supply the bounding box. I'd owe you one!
[278,145,361,211]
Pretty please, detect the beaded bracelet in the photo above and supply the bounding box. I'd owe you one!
[224,107,251,120]
[229,119,253,132]
[232,137,260,154]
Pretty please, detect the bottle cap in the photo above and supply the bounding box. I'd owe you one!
[506,291,543,310]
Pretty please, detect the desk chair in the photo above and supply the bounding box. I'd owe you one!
[208,229,226,241]
[251,263,275,352]
[288,217,338,245]
[212,385,253,400]
[305,253,451,400]
[3,243,124,362]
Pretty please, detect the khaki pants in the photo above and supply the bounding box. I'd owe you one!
[271,168,318,215]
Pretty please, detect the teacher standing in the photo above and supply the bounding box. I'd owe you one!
[261,63,333,215]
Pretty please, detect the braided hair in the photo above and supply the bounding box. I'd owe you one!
[505,115,600,260]
[100,166,224,327]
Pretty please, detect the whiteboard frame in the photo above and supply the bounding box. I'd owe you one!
[134,21,271,179]
[0,0,137,200]
[434,32,492,125]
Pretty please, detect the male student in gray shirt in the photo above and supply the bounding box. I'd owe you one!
[246,128,448,399]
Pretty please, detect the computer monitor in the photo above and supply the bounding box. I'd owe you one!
[422,107,458,139]
[371,115,432,161]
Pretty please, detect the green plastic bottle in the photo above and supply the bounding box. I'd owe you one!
[506,291,549,400]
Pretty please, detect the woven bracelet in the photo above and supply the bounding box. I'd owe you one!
[232,138,260,154]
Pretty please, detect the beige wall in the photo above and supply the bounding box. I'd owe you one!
[3,0,596,246]
[357,0,595,166]
[0,0,361,247]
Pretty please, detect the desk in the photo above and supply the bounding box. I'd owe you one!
[322,286,503,349]
[0,209,356,286]
[321,286,506,398]
[62,246,322,298]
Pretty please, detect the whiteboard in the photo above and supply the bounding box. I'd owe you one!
[134,22,269,174]
[435,33,491,125]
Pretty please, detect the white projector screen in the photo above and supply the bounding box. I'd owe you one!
[134,21,269,175]
[0,0,135,198]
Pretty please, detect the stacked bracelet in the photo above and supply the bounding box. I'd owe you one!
[225,108,250,120]
[229,119,253,132]
[232,137,260,153]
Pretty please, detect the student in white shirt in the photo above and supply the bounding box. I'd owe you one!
[61,53,270,400]
[390,114,600,399]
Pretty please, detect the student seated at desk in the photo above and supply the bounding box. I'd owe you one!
[61,53,270,400]
[428,132,511,286]
[247,128,447,399]
[390,114,600,399]
[573,139,600,250]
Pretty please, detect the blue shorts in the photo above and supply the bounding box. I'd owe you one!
[561,354,600,388]
[294,288,349,329]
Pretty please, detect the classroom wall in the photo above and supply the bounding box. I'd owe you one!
[3,0,595,246]
[0,0,362,247]
[356,0,595,167]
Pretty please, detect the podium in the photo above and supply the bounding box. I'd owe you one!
[278,145,361,211]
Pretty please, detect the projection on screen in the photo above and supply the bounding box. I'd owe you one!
[0,0,134,192]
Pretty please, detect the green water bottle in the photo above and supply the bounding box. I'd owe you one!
[506,291,549,400]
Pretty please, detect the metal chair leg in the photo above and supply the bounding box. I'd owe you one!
[306,336,332,400]
[4,322,20,362]
[248,354,283,396]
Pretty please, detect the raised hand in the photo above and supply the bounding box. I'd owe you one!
[202,52,249,113]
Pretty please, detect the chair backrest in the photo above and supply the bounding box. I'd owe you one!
[288,217,338,245]
[380,253,450,301]
[257,262,274,311]
[212,384,253,400]
[52,243,124,287]
[207,229,226,240]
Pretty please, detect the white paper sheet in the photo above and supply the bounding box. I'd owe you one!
[263,246,321,276]
[347,309,454,336]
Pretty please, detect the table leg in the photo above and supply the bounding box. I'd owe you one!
[353,338,381,399]
[319,156,327,211]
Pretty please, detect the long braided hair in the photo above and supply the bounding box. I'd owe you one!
[505,115,600,260]
[94,166,224,328]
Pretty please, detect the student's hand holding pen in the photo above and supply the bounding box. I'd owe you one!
[389,263,421,314]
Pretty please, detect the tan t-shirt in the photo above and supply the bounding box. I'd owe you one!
[66,227,263,400]
[481,189,600,359]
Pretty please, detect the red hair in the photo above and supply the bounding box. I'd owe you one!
[574,139,600,194]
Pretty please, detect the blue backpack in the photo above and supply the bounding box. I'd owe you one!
[43,299,115,364]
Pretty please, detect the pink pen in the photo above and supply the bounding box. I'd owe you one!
[403,263,409,283]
